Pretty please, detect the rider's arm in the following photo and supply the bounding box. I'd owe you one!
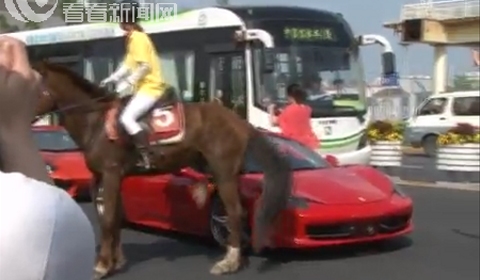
[107,63,129,82]
[125,63,149,85]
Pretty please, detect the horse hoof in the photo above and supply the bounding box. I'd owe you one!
[210,259,241,275]
[93,271,106,280]
[93,266,108,279]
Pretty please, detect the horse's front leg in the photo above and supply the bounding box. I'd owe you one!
[210,178,244,275]
[94,168,125,279]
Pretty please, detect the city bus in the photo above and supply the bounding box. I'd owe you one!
[9,6,396,165]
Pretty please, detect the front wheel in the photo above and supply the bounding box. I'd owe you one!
[209,195,250,248]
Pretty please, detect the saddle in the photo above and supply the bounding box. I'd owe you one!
[105,89,186,145]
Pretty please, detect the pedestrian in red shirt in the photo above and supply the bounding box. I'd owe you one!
[268,84,319,150]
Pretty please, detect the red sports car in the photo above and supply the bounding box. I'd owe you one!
[32,125,92,198]
[117,133,413,248]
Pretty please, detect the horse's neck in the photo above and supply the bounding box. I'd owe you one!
[60,107,107,151]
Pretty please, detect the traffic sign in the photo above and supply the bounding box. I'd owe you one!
[381,72,399,86]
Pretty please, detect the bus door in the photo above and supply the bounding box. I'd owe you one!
[208,51,247,119]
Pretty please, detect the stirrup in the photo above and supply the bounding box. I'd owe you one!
[139,151,154,169]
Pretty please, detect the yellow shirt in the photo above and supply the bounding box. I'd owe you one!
[124,30,165,97]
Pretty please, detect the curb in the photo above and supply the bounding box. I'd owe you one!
[390,176,480,191]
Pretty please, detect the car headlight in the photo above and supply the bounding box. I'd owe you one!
[288,196,309,209]
[392,183,407,198]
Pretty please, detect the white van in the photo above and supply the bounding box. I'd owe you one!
[404,91,480,157]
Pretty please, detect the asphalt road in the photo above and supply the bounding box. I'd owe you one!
[81,186,480,280]
[380,155,480,183]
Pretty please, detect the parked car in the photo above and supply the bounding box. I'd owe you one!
[404,91,479,157]
[32,126,92,198]
[115,132,413,249]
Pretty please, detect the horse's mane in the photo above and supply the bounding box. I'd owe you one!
[41,61,115,101]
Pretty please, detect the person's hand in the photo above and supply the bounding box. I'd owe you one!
[115,80,133,97]
[0,36,42,133]
[99,78,114,88]
[267,104,276,114]
[0,36,51,184]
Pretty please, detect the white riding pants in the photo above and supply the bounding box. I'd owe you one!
[120,93,158,135]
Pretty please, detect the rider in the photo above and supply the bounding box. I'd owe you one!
[100,0,165,169]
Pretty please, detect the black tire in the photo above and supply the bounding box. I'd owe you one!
[422,135,438,157]
[209,194,250,248]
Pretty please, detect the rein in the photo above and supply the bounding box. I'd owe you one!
[33,89,115,123]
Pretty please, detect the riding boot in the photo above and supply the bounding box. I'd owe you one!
[132,130,156,169]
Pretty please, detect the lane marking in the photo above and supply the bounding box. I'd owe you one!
[390,177,480,192]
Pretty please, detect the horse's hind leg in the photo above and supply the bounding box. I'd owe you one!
[210,178,243,275]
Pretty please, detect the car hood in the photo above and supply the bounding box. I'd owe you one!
[291,168,390,205]
[41,151,91,177]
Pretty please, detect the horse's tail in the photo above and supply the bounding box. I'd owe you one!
[245,130,292,253]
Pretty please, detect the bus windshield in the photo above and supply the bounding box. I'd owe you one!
[254,46,366,117]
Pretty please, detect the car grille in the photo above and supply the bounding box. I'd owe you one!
[306,214,411,239]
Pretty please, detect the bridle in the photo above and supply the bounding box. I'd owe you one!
[32,87,113,124]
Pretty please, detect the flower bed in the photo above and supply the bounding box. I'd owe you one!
[437,123,480,172]
[367,121,405,167]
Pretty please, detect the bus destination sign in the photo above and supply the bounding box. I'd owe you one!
[283,27,336,42]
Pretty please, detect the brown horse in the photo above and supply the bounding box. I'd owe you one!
[34,61,292,279]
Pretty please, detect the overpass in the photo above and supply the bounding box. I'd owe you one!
[384,0,480,94]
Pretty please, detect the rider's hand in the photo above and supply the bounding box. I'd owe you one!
[116,80,133,97]
[0,36,42,132]
[99,78,114,88]
[0,36,52,183]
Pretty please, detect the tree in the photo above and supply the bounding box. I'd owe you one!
[24,21,41,30]
[0,14,19,33]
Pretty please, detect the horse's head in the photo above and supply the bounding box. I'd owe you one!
[33,60,114,118]
[32,60,56,117]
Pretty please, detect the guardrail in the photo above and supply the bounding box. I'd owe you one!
[401,0,480,21]
[374,151,479,191]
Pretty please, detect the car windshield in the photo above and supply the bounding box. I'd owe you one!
[32,129,79,151]
[244,134,329,172]
[254,46,367,117]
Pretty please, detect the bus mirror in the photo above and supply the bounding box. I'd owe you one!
[382,52,396,75]
[262,49,275,73]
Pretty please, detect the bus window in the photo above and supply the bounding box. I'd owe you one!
[158,51,195,102]
[209,52,246,118]
[84,56,112,83]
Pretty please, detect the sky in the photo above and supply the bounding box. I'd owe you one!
[176,0,477,80]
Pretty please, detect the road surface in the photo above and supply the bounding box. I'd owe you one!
[81,185,479,280]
